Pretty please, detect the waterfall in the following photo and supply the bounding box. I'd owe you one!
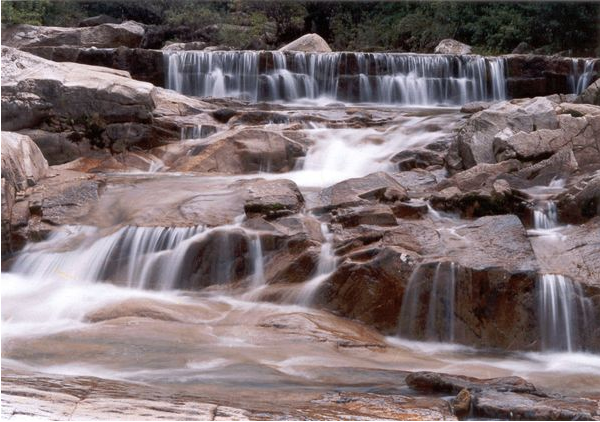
[297,223,337,305]
[538,274,591,352]
[164,51,508,105]
[570,58,596,95]
[531,200,592,352]
[11,225,204,289]
[249,234,265,288]
[398,261,458,342]
[533,200,558,230]
[180,124,216,140]
[10,224,271,291]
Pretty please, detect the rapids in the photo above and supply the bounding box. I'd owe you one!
[3,50,600,418]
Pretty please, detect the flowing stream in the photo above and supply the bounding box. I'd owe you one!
[3,53,600,415]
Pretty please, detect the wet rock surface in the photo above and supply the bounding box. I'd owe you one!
[2,39,600,421]
[406,371,600,421]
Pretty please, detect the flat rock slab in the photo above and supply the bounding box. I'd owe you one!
[1,371,250,421]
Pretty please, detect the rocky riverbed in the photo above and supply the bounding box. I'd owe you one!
[1,28,600,421]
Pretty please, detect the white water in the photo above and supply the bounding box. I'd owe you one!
[530,198,592,352]
[297,223,337,305]
[570,58,597,95]
[165,51,508,105]
[398,261,458,343]
[249,234,265,289]
[275,112,456,188]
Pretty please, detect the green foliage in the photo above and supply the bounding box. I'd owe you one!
[2,1,49,25]
[1,0,598,55]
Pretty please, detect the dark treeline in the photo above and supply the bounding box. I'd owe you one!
[2,0,599,55]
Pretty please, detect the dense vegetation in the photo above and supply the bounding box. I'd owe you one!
[2,0,599,55]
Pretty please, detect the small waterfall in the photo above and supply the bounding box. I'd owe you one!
[398,261,458,342]
[11,226,204,289]
[570,58,596,95]
[297,223,337,305]
[180,125,216,140]
[538,274,591,352]
[249,234,265,288]
[11,224,271,292]
[164,51,507,105]
[533,200,558,230]
[531,200,592,352]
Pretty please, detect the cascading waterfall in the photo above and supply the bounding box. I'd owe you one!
[398,261,458,342]
[570,58,597,95]
[533,200,558,230]
[164,51,508,105]
[12,225,204,289]
[180,124,216,140]
[532,200,592,352]
[250,234,265,288]
[538,274,591,352]
[11,224,270,292]
[297,223,337,305]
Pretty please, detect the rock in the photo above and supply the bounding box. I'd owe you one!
[1,132,49,192]
[433,39,472,55]
[279,33,332,53]
[1,46,154,131]
[397,215,541,349]
[1,21,145,48]
[555,112,600,168]
[574,79,600,106]
[316,172,408,211]
[79,14,120,27]
[558,102,600,117]
[212,108,238,123]
[493,128,566,162]
[22,46,165,86]
[514,148,579,185]
[512,41,533,54]
[333,204,397,228]
[164,128,306,174]
[17,129,87,165]
[557,174,600,223]
[2,370,251,420]
[392,148,444,171]
[474,390,600,421]
[406,371,536,395]
[1,47,211,156]
[240,179,305,219]
[162,41,208,51]
[452,389,471,419]
[437,160,521,194]
[460,101,491,114]
[321,245,419,332]
[449,97,559,171]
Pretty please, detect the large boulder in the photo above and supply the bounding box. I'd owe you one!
[433,39,472,55]
[279,33,332,53]
[1,131,49,254]
[21,46,165,86]
[407,371,600,421]
[240,179,305,219]
[1,132,49,192]
[1,21,145,48]
[574,79,600,106]
[447,97,559,171]
[1,47,213,160]
[319,213,542,350]
[315,172,408,212]
[160,128,306,174]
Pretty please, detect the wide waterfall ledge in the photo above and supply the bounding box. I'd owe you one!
[164,51,510,105]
